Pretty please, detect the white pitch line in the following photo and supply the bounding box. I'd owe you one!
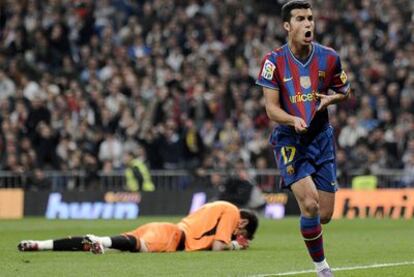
[250,261,414,277]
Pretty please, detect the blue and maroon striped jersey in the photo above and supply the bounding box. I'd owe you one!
[256,42,350,129]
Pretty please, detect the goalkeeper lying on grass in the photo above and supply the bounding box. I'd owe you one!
[18,201,258,254]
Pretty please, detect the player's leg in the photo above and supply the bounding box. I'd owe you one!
[313,126,338,225]
[18,236,89,251]
[291,176,319,217]
[318,190,335,224]
[305,155,337,275]
[82,224,162,254]
[82,234,139,254]
[124,222,183,253]
[313,160,338,225]
[291,177,331,276]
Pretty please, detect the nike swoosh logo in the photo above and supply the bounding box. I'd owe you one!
[283,77,293,82]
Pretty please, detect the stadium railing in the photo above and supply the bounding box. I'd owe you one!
[0,169,410,191]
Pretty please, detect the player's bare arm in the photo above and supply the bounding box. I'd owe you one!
[211,240,232,251]
[263,87,308,133]
[212,237,249,251]
[316,88,351,112]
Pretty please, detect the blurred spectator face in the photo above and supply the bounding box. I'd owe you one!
[1,119,10,133]
[347,116,358,128]
[361,108,374,119]
[204,120,213,131]
[136,146,146,160]
[400,94,412,110]
[336,149,346,164]
[15,101,26,113]
[39,123,52,138]
[20,137,32,151]
[123,152,134,165]
[51,24,63,40]
[381,110,393,124]
[185,118,194,129]
[165,120,177,136]
[6,144,17,155]
[6,154,18,169]
[0,99,9,112]
[5,132,15,144]
[80,45,91,60]
[235,159,249,180]
[255,157,267,169]
[34,168,45,180]
[31,98,43,109]
[386,83,399,98]
[210,173,222,187]
[20,153,30,169]
[371,128,384,141]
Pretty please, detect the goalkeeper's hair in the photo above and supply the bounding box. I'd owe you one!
[281,0,312,23]
[240,209,259,240]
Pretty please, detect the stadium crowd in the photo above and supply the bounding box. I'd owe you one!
[0,0,413,188]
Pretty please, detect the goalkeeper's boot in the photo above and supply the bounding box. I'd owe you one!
[317,268,334,277]
[18,240,39,251]
[82,234,105,254]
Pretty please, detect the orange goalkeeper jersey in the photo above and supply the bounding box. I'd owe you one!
[177,201,240,251]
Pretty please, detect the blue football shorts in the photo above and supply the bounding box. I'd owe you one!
[270,125,338,193]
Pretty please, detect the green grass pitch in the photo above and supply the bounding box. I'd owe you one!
[1,217,413,276]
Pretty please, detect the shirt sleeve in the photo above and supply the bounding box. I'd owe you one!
[329,54,350,95]
[213,207,240,244]
[256,52,280,91]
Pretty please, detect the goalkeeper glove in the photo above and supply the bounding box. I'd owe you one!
[231,235,249,250]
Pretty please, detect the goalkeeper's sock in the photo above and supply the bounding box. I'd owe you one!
[34,240,53,250]
[89,235,112,248]
[53,237,84,251]
[300,215,325,262]
[109,235,138,252]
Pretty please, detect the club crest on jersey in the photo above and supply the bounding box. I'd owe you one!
[318,71,325,79]
[340,70,348,84]
[300,76,311,89]
[261,60,276,80]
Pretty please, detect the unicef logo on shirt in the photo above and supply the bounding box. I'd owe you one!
[289,91,318,104]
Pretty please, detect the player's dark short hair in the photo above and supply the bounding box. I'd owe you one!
[281,0,312,22]
[240,209,259,240]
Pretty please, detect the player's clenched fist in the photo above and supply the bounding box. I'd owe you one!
[292,116,308,134]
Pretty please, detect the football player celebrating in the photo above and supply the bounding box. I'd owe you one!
[257,1,350,276]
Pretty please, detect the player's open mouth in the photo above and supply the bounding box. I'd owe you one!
[304,31,312,43]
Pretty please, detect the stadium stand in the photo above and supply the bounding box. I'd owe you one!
[0,0,413,190]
